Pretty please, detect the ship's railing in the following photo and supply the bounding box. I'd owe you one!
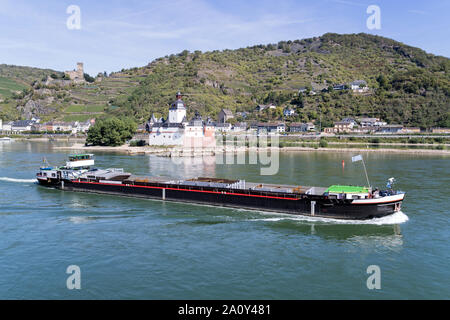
[121,179,302,199]
[40,167,57,170]
[305,187,328,195]
[178,179,245,189]
[104,168,124,173]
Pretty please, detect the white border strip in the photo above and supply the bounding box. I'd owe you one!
[351,193,405,204]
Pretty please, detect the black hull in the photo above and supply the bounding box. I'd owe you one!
[38,179,401,220]
[36,177,60,187]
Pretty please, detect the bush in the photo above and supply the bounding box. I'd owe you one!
[319,139,328,148]
[130,139,146,147]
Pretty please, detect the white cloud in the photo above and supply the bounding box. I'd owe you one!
[4,0,414,74]
[84,0,316,44]
[331,0,366,7]
[407,9,430,16]
[70,0,322,72]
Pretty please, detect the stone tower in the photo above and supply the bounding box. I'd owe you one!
[168,91,187,123]
[76,62,84,77]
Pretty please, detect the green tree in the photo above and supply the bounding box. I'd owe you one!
[376,74,389,90]
[86,118,137,146]
[291,93,304,108]
[84,73,95,83]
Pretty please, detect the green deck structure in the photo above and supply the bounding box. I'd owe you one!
[325,185,369,194]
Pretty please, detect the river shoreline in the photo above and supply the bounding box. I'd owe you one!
[6,136,449,155]
[53,143,450,156]
[6,136,86,142]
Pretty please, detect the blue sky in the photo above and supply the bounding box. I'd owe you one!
[0,0,449,75]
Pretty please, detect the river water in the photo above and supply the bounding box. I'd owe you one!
[0,140,448,299]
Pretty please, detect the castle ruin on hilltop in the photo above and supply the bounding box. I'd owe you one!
[44,62,86,86]
[64,62,85,83]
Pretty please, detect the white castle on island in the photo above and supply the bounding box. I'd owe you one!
[147,92,216,147]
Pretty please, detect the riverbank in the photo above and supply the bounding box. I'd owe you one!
[54,143,450,156]
[1,136,86,142]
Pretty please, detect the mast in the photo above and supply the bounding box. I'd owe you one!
[361,157,371,189]
[352,154,371,189]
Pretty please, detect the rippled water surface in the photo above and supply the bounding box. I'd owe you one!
[0,140,448,299]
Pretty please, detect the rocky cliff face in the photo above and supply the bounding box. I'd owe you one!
[17,100,56,119]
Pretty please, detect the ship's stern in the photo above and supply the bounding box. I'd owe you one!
[36,168,61,187]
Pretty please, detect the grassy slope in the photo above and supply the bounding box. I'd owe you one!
[53,76,138,122]
[0,64,58,82]
[0,67,137,121]
[0,77,29,98]
[0,64,59,120]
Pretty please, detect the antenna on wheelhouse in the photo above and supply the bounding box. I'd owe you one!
[42,157,50,167]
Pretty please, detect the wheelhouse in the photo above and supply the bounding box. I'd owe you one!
[37,168,58,178]
[66,154,95,169]
[68,154,94,162]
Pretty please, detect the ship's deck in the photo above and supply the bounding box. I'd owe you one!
[76,170,328,196]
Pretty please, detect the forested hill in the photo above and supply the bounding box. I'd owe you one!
[111,33,449,128]
[1,33,449,128]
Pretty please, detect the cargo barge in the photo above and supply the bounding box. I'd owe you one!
[36,154,405,220]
